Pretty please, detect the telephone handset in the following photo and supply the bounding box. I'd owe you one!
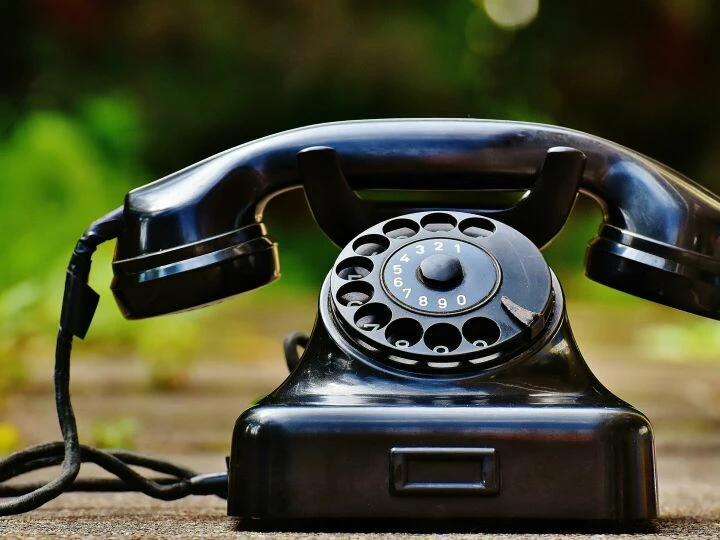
[111,119,720,322]
[3,119,719,523]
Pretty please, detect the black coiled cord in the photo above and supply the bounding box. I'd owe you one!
[0,208,227,515]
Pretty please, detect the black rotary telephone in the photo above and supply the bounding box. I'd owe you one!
[2,119,720,526]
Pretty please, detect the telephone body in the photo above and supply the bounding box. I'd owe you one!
[107,119,720,524]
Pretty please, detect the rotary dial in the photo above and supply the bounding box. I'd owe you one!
[326,211,553,374]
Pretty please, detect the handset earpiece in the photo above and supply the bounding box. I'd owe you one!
[582,152,720,320]
[111,221,279,319]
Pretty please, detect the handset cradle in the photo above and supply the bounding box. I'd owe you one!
[297,144,585,248]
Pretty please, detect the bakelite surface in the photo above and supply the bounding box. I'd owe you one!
[111,119,720,319]
[227,277,657,523]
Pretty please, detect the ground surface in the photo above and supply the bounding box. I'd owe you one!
[2,331,720,538]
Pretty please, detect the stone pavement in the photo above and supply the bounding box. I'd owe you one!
[1,350,719,538]
[1,441,719,539]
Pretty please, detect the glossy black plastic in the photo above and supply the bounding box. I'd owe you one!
[297,144,585,247]
[95,118,720,525]
[328,212,552,372]
[228,274,657,523]
[112,223,279,319]
[110,119,720,320]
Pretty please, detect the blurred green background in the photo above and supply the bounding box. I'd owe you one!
[2,0,720,395]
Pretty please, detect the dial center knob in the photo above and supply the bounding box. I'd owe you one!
[418,254,464,290]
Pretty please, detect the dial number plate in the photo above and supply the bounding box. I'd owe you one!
[382,238,500,315]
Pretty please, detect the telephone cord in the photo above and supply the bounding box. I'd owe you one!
[0,209,227,515]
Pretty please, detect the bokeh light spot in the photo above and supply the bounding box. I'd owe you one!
[482,0,539,30]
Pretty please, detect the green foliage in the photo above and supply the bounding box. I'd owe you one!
[0,97,143,373]
[2,1,720,378]
[0,110,116,285]
[0,422,21,454]
[267,219,339,291]
[137,313,203,391]
[90,417,139,450]
[637,319,720,363]
[0,95,142,290]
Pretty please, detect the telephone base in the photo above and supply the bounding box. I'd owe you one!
[227,404,656,524]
